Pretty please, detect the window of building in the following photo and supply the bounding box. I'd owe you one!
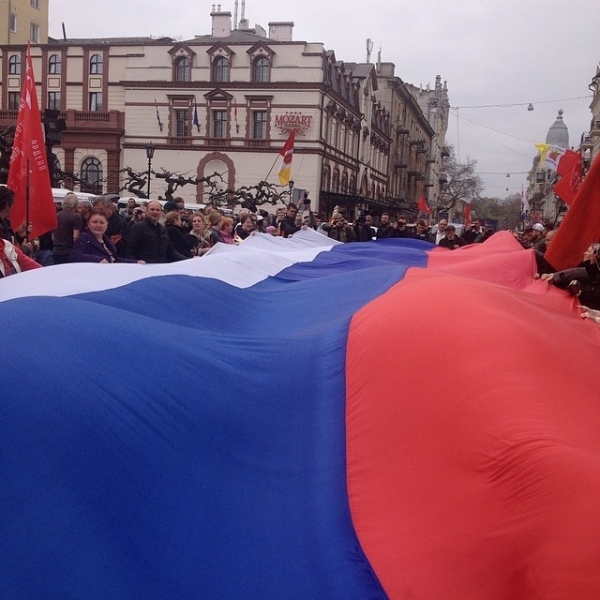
[89,92,103,112]
[30,23,40,43]
[212,109,228,138]
[174,57,191,82]
[90,54,103,75]
[253,57,270,83]
[48,54,61,74]
[175,109,189,137]
[213,56,229,83]
[31,0,39,7]
[8,55,21,75]
[8,92,20,111]
[80,157,103,195]
[9,14,17,33]
[252,111,267,139]
[48,92,61,111]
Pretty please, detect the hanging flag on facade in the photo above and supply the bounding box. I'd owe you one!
[192,99,200,133]
[520,186,530,215]
[277,131,295,186]
[7,42,57,240]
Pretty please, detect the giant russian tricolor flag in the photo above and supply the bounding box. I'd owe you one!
[1,231,600,599]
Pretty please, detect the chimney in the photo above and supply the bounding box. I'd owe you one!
[211,7,232,37]
[268,22,294,42]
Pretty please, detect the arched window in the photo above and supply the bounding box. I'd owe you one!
[80,157,103,195]
[8,55,21,75]
[48,54,61,74]
[213,56,229,83]
[253,56,270,83]
[89,54,103,75]
[322,166,331,192]
[332,169,340,193]
[175,57,191,82]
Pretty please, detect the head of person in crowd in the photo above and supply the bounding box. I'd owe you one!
[0,185,15,220]
[365,215,374,227]
[437,219,448,233]
[174,197,185,211]
[92,196,114,218]
[220,216,234,235]
[132,206,146,222]
[164,211,183,229]
[544,228,557,248]
[276,207,286,222]
[191,213,206,235]
[379,212,390,227]
[394,216,408,230]
[543,222,554,236]
[239,214,254,233]
[416,220,429,236]
[62,192,79,212]
[314,214,323,227]
[208,211,223,229]
[331,213,348,228]
[295,212,304,228]
[126,198,138,211]
[445,224,457,240]
[77,200,92,222]
[531,223,544,241]
[238,208,250,222]
[286,203,298,220]
[145,200,163,225]
[266,225,278,236]
[86,209,110,242]
[163,200,178,212]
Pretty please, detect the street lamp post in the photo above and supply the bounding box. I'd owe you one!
[145,142,155,199]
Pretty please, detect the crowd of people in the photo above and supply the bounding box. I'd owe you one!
[1,185,598,324]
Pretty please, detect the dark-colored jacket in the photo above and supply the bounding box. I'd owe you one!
[280,216,300,238]
[70,229,137,263]
[439,235,466,249]
[127,218,189,263]
[166,224,193,258]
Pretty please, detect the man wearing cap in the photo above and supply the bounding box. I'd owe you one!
[529,222,547,253]
[438,224,465,250]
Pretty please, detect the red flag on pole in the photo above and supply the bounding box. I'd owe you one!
[417,196,432,215]
[553,150,582,206]
[545,152,600,271]
[277,131,295,186]
[464,203,471,224]
[7,42,57,240]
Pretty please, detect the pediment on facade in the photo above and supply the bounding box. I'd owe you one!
[246,42,275,60]
[168,43,197,60]
[204,88,234,102]
[206,42,236,59]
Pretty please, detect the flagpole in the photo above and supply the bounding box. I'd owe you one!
[25,159,30,242]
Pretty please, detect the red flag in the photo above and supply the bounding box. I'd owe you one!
[7,43,57,240]
[545,152,600,271]
[277,131,295,186]
[553,150,582,206]
[464,203,471,224]
[417,196,432,215]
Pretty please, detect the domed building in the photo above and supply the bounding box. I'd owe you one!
[526,110,570,224]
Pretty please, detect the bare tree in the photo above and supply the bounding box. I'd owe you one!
[439,145,483,213]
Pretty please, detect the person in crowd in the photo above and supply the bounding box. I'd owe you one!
[530,223,547,253]
[0,186,42,276]
[219,216,236,244]
[119,197,139,221]
[280,203,302,238]
[266,225,278,236]
[34,231,54,266]
[165,211,194,257]
[273,207,286,234]
[187,213,211,256]
[52,192,82,264]
[414,220,431,242]
[438,224,465,249]
[463,222,483,244]
[70,209,143,264]
[326,213,356,243]
[353,215,374,242]
[0,235,41,276]
[390,216,413,238]
[127,200,189,263]
[207,211,225,246]
[77,200,93,230]
[534,229,557,275]
[92,196,128,258]
[376,212,393,239]
[235,214,255,242]
[541,242,600,309]
[430,219,448,245]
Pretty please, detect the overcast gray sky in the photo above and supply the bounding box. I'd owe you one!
[49,0,600,198]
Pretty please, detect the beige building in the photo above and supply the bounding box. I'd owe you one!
[581,63,600,167]
[0,7,445,220]
[0,0,48,45]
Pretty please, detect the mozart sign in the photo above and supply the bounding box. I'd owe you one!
[275,112,313,135]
